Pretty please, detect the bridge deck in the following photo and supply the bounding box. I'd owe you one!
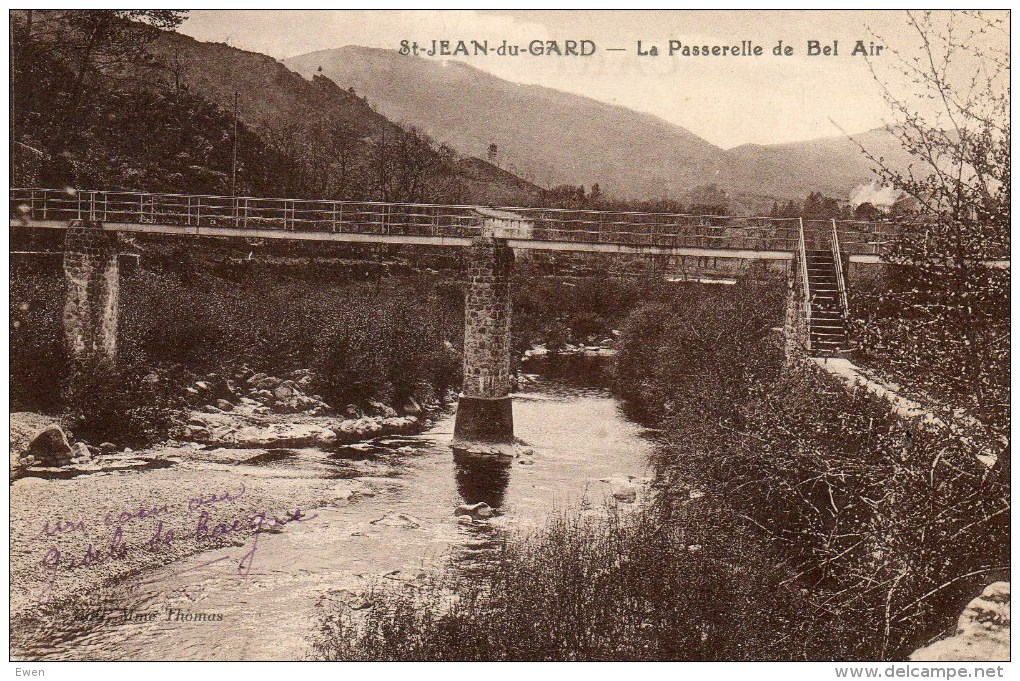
[8,187,989,265]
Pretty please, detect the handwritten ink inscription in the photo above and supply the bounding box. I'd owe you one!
[32,481,318,593]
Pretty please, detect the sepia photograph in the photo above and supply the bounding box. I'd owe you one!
[6,7,1011,671]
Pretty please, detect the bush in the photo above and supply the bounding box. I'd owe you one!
[658,361,1009,659]
[613,275,783,420]
[311,290,462,407]
[63,358,186,446]
[10,265,67,413]
[313,503,821,661]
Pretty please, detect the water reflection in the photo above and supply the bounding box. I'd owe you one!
[452,448,512,509]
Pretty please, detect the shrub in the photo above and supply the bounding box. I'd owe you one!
[10,266,67,413]
[313,503,821,661]
[666,362,1008,658]
[63,357,186,446]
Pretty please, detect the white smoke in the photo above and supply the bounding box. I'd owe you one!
[849,181,902,210]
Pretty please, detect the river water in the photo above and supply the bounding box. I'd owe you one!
[29,375,654,661]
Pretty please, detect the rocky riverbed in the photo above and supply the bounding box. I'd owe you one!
[10,377,656,661]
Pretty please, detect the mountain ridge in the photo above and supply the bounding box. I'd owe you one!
[285,45,911,206]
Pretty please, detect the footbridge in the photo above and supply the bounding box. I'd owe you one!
[5,188,971,448]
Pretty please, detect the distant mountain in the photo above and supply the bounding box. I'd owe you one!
[285,46,730,201]
[726,127,917,201]
[132,32,540,203]
[285,46,913,205]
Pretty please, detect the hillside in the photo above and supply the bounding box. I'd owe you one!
[143,31,394,140]
[285,46,730,201]
[285,46,912,205]
[726,127,917,200]
[455,157,545,206]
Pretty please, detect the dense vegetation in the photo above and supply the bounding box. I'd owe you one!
[10,239,652,444]
[312,274,1008,661]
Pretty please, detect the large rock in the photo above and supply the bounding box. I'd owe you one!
[26,424,75,468]
[368,401,398,418]
[69,442,92,464]
[454,502,494,520]
[11,413,57,463]
[910,582,1010,661]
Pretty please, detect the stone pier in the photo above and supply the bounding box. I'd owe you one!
[453,209,530,448]
[63,221,119,364]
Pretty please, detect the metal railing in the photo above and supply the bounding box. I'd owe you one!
[797,218,812,353]
[10,187,914,256]
[830,218,850,316]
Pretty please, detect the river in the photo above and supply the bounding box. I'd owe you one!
[16,373,655,661]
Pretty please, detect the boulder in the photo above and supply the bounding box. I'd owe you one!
[194,380,212,392]
[254,375,282,390]
[100,442,117,453]
[344,404,362,418]
[612,485,638,504]
[454,502,494,520]
[26,424,75,468]
[215,399,234,412]
[368,401,398,418]
[246,372,268,385]
[911,582,1010,661]
[402,398,422,416]
[316,429,338,446]
[69,442,92,464]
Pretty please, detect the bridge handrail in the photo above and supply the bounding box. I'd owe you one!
[798,218,812,352]
[12,187,966,258]
[830,218,850,316]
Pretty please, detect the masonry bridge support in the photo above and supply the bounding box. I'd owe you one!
[452,209,532,449]
[63,221,120,366]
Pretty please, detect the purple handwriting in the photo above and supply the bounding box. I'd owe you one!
[34,483,247,537]
[188,482,246,512]
[40,505,317,579]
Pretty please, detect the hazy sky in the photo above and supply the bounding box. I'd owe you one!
[178,10,1008,148]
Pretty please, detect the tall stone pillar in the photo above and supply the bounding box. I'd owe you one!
[453,236,515,446]
[63,222,119,364]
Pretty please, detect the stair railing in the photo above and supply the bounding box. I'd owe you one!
[798,217,812,352]
[830,219,849,317]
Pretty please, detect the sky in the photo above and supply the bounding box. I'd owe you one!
[178,10,1009,149]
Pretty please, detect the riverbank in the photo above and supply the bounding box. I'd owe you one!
[10,401,445,646]
[10,377,654,661]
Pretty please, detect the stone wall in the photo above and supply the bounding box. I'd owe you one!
[462,237,514,399]
[63,223,119,363]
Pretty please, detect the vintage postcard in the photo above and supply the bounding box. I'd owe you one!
[7,7,1010,673]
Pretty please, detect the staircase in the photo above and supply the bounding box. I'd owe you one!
[805,249,847,355]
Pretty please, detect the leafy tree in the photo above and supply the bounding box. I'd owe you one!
[853,11,1009,461]
[12,10,187,156]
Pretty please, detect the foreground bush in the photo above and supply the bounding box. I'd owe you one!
[657,361,1009,659]
[313,503,826,661]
